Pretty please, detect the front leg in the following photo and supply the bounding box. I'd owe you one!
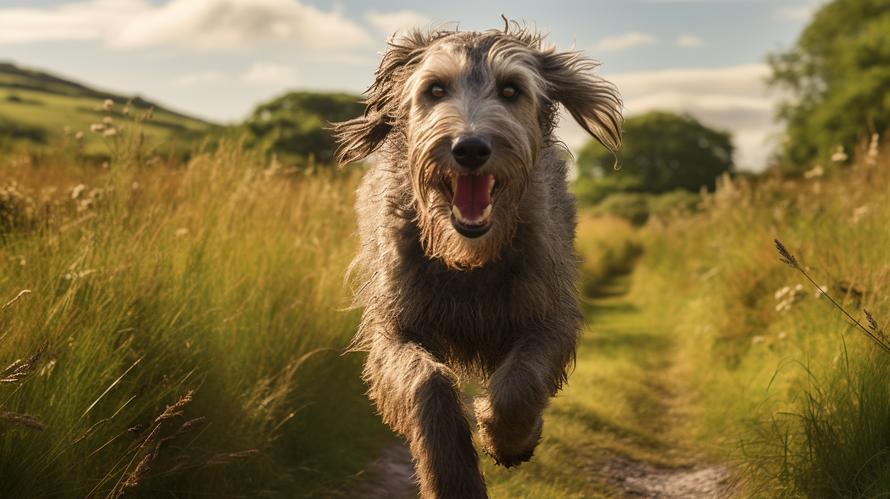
[475,324,577,467]
[364,331,487,499]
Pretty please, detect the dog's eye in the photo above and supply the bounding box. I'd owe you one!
[428,84,446,99]
[499,84,519,100]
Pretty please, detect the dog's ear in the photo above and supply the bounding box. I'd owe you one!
[539,49,623,153]
[331,112,392,167]
[332,33,430,167]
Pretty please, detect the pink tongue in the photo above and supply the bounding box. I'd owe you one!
[453,175,492,221]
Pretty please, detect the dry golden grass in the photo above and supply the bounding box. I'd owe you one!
[633,139,890,496]
[0,133,390,496]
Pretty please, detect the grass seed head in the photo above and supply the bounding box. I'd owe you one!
[774,239,799,268]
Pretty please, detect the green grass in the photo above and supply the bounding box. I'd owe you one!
[575,214,642,294]
[0,144,390,497]
[482,219,697,498]
[631,151,890,496]
[0,62,215,157]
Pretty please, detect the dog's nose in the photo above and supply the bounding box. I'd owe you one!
[451,136,491,170]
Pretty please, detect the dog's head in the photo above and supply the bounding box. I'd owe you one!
[334,23,622,269]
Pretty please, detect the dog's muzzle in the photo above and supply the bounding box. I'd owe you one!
[441,171,496,238]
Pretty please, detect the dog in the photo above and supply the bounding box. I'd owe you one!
[333,21,622,499]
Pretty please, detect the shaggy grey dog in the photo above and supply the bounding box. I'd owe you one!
[334,22,622,499]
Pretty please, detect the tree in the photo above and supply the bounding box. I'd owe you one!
[243,92,364,166]
[769,0,890,168]
[576,111,734,196]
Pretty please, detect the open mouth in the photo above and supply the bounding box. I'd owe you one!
[440,172,496,238]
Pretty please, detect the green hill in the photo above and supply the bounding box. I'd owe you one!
[0,62,217,157]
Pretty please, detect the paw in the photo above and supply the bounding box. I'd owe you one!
[474,398,543,468]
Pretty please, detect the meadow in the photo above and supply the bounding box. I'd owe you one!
[489,140,890,498]
[0,115,392,496]
[0,63,214,158]
[632,143,890,497]
[2,99,890,498]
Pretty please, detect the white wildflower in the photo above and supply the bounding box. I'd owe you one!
[774,286,791,300]
[831,145,848,163]
[804,165,824,179]
[70,184,87,199]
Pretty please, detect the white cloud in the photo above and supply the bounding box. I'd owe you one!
[242,62,298,85]
[609,64,769,97]
[675,34,704,48]
[557,64,780,171]
[174,71,226,86]
[643,0,762,2]
[774,5,816,20]
[0,0,145,44]
[366,10,431,37]
[0,0,372,50]
[591,32,657,52]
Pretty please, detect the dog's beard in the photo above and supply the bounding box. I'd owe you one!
[416,188,518,270]
[402,98,541,269]
[408,147,531,271]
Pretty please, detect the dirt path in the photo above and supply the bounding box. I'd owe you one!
[358,444,417,499]
[584,275,734,498]
[358,272,734,498]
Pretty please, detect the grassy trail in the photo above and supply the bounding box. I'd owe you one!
[484,271,731,497]
[364,270,733,498]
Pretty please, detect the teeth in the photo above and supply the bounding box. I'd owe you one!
[452,204,463,221]
[450,174,457,193]
[451,203,493,226]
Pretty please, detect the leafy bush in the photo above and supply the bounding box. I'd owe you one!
[587,190,702,227]
[242,92,363,167]
[769,0,890,168]
[0,116,47,144]
[573,174,641,205]
[592,193,651,226]
[576,111,734,194]
[647,189,701,221]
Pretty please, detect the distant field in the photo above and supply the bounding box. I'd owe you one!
[0,63,216,157]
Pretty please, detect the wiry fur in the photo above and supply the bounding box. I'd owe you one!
[334,22,622,499]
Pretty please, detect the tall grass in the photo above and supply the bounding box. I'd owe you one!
[0,140,388,496]
[632,142,890,496]
[575,213,641,294]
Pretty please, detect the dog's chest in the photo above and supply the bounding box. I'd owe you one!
[391,247,555,361]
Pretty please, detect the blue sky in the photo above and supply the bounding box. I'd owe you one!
[0,0,823,169]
